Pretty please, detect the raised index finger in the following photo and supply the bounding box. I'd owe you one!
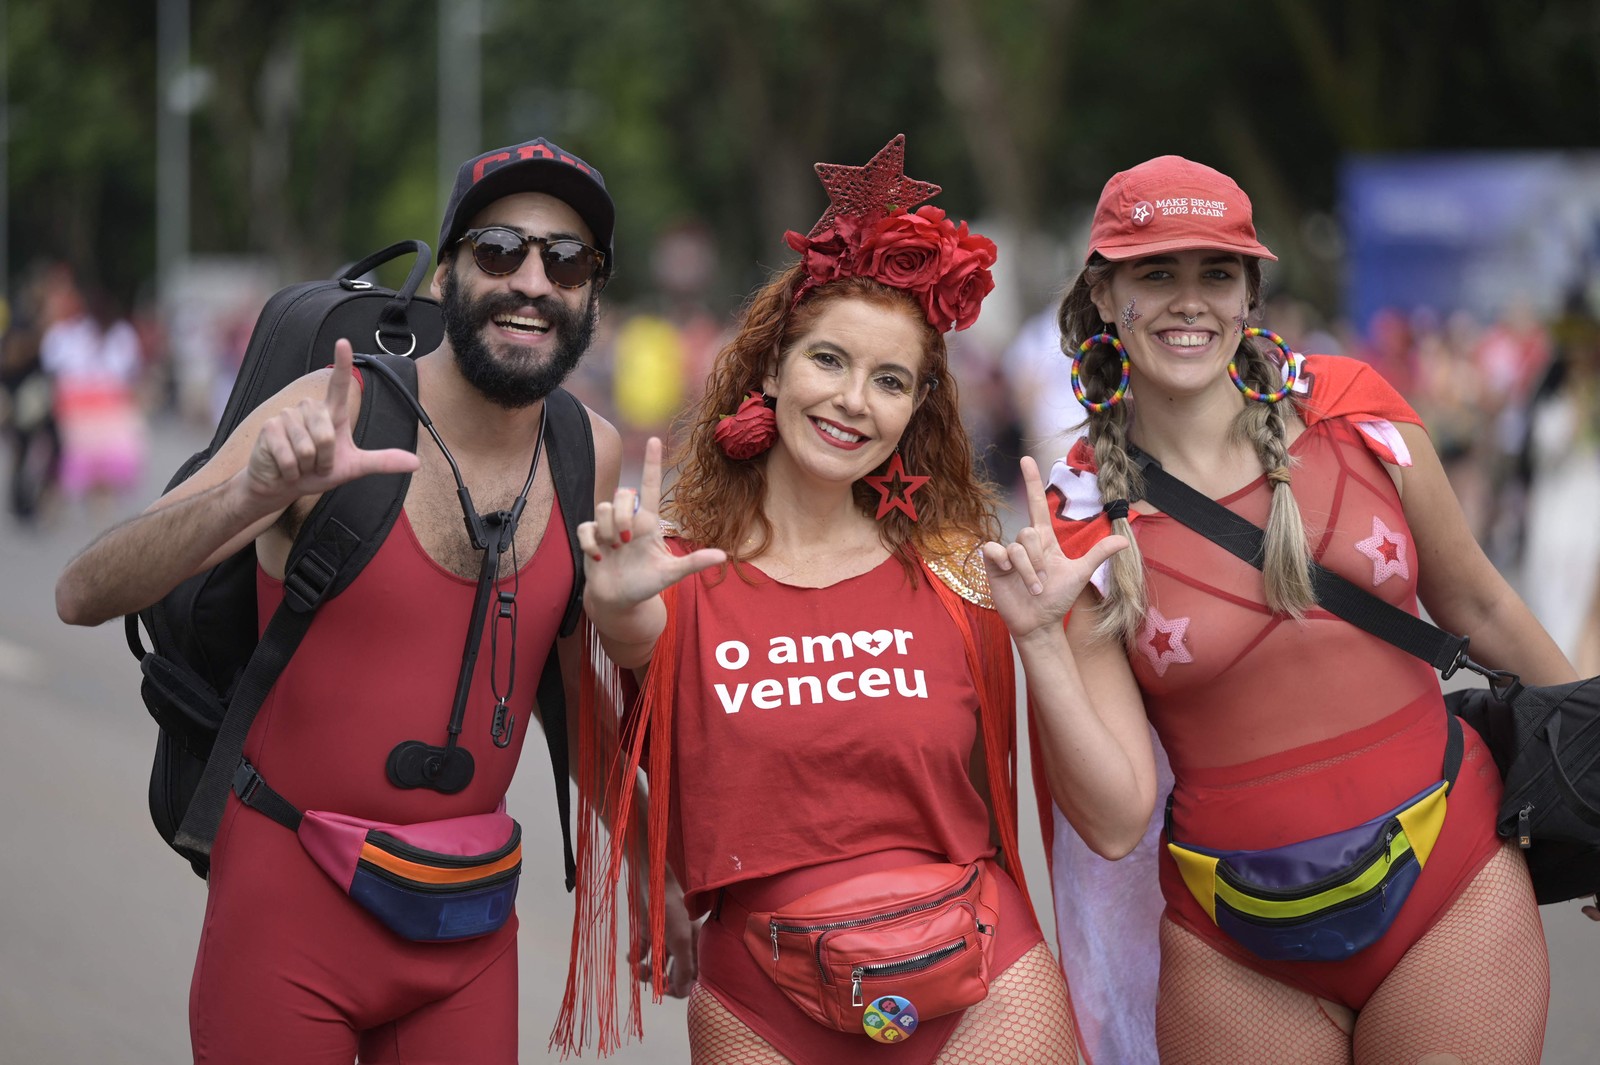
[1019,456,1055,532]
[639,436,665,515]
[324,338,356,428]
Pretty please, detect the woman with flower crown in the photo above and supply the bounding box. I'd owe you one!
[550,136,1127,1064]
[1010,155,1574,1065]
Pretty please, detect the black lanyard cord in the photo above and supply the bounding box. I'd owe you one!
[439,405,546,751]
[379,373,548,793]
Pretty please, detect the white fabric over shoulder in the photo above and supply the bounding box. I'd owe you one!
[1048,442,1114,595]
[1353,419,1412,468]
[1051,727,1172,1065]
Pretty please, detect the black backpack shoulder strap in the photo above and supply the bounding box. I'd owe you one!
[534,385,593,890]
[172,354,419,864]
[542,386,594,637]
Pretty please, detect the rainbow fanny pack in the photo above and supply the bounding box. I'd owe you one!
[298,808,522,942]
[235,761,521,942]
[1165,716,1461,963]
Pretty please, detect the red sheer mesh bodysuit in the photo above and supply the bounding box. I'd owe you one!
[1138,417,1505,1010]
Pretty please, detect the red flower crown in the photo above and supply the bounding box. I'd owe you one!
[783,135,998,333]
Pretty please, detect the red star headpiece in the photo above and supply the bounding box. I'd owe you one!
[807,134,943,237]
[784,135,999,334]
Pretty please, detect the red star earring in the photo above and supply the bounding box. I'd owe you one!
[865,452,932,522]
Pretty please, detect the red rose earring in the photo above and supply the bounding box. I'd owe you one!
[865,452,931,521]
[714,391,779,459]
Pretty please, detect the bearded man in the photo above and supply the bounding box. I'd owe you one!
[56,139,696,1063]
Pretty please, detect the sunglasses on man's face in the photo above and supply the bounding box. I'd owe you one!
[460,226,606,288]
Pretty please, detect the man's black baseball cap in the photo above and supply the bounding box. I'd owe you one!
[438,138,615,278]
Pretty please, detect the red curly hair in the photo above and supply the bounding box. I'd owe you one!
[664,262,1000,576]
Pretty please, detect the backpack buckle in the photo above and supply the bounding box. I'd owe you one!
[283,552,338,612]
[232,760,263,803]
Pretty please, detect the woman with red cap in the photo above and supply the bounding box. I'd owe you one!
[556,136,1108,1063]
[1003,155,1574,1064]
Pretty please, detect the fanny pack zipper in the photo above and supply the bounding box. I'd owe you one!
[850,940,967,1006]
[1215,818,1405,901]
[357,860,521,895]
[366,824,522,867]
[1216,848,1417,926]
[767,866,981,972]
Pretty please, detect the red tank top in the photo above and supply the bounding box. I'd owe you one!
[1132,416,1442,775]
[247,499,571,822]
[665,548,997,914]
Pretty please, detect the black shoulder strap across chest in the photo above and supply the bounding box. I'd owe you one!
[176,366,593,890]
[172,353,420,866]
[532,386,593,890]
[1128,448,1466,792]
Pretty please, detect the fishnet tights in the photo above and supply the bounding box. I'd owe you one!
[1156,841,1549,1065]
[685,942,1076,1064]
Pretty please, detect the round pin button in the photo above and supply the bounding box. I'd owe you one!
[862,995,919,1043]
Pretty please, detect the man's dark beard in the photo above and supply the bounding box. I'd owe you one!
[440,267,598,409]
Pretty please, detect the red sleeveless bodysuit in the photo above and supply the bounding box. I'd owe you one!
[190,500,571,1062]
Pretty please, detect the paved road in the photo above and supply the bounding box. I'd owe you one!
[1,416,1593,1063]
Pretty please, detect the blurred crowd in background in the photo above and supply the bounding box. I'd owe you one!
[5,213,1599,676]
[4,0,1599,678]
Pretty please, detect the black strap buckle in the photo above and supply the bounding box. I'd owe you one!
[232,760,263,803]
[283,553,338,612]
[1441,638,1471,681]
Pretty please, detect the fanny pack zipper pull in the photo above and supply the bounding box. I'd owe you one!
[1518,803,1533,848]
[770,921,780,962]
[851,969,864,1007]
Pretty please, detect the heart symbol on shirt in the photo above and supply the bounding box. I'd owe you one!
[853,629,893,656]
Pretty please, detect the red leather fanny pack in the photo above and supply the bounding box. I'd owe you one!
[734,861,999,1034]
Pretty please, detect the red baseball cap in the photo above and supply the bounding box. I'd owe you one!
[1086,155,1276,263]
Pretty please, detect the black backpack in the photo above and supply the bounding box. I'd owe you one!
[125,240,591,886]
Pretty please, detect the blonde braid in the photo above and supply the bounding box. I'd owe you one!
[1231,335,1315,616]
[1060,261,1148,646]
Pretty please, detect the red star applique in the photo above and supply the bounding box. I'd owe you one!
[808,134,943,237]
[1139,608,1193,678]
[1354,515,1410,586]
[865,452,931,521]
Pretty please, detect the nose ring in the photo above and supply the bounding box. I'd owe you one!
[1182,314,1199,326]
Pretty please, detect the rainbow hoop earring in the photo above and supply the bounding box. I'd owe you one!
[1230,328,1302,403]
[1071,333,1131,412]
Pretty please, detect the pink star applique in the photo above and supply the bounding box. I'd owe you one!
[1138,608,1193,677]
[1354,515,1410,586]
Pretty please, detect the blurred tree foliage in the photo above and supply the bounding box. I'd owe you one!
[6,0,1599,316]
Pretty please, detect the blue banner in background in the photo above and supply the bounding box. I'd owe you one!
[1342,153,1600,334]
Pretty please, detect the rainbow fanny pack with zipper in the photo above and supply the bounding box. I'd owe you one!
[1166,778,1449,962]
[297,806,522,942]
